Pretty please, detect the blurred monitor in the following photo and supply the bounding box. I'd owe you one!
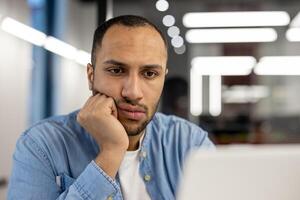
[177,145,300,200]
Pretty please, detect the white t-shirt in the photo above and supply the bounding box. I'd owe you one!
[118,137,151,200]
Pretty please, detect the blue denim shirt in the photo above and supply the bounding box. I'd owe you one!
[8,111,214,200]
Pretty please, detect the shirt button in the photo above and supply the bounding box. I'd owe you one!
[144,174,151,182]
[107,195,113,200]
[140,151,147,158]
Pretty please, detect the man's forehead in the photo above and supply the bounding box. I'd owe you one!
[95,25,168,64]
[101,25,165,48]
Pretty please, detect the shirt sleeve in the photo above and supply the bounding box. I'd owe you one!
[7,133,123,200]
[198,130,216,150]
[185,122,216,151]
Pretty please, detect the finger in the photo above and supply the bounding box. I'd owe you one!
[81,94,106,116]
[102,97,118,118]
[82,94,100,109]
[110,98,118,118]
[77,95,98,123]
[92,90,103,97]
[90,93,111,112]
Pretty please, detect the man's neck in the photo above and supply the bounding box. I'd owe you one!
[127,131,145,151]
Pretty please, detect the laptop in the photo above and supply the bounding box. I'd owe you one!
[177,145,300,200]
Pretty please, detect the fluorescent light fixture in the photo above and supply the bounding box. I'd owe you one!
[254,56,300,75]
[167,26,180,38]
[286,28,300,42]
[223,85,269,103]
[75,50,91,66]
[106,0,113,20]
[290,12,300,27]
[0,15,91,66]
[183,11,290,28]
[1,17,46,46]
[191,56,256,76]
[190,67,203,116]
[186,28,277,43]
[155,0,169,12]
[44,36,77,60]
[209,76,222,116]
[163,15,175,27]
[171,36,184,48]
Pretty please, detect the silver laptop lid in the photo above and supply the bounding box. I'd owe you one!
[177,145,300,200]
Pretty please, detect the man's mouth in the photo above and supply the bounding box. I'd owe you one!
[117,104,146,121]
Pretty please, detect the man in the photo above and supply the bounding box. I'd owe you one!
[8,15,214,199]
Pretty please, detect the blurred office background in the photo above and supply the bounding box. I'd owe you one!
[1,0,300,198]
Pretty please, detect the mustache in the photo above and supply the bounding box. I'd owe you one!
[116,98,148,112]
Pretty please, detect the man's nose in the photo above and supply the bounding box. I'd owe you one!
[121,74,143,101]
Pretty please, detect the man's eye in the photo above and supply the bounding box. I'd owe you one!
[108,68,124,75]
[143,71,158,79]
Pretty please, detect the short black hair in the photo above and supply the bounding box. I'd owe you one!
[91,15,168,66]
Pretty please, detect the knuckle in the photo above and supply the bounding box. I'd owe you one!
[107,97,114,104]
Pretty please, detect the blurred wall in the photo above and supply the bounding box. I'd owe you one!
[0,1,31,198]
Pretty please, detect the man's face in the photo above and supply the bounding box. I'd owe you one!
[87,25,168,136]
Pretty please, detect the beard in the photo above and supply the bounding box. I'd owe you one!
[121,118,149,136]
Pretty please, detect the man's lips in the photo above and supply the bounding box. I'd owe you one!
[117,104,146,120]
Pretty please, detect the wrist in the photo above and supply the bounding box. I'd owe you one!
[99,141,129,152]
[94,148,127,178]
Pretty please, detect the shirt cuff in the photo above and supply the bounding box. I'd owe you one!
[72,161,121,199]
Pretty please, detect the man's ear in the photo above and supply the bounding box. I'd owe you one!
[87,63,94,90]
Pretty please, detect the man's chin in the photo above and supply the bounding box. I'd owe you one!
[120,118,148,136]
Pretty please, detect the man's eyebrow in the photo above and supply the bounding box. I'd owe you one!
[103,59,128,67]
[103,59,163,70]
[142,64,163,70]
